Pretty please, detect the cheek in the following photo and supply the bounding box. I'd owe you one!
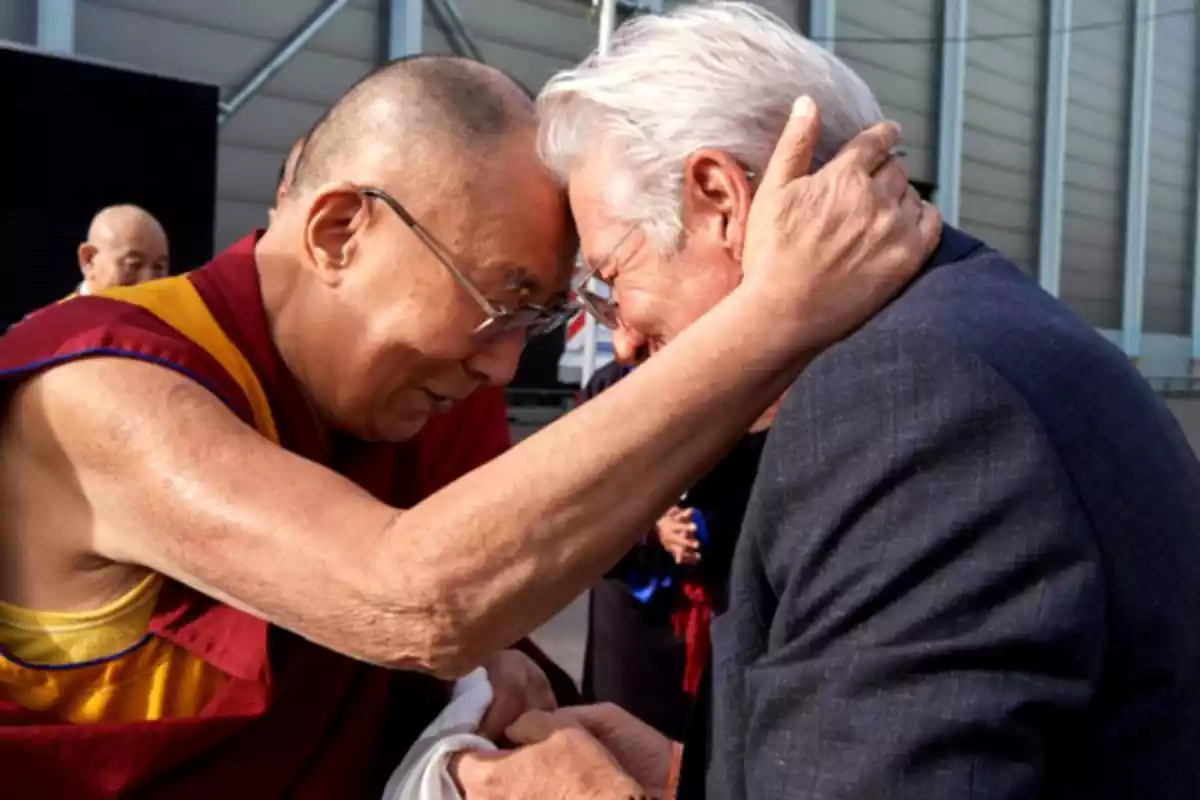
[350,310,471,394]
[615,292,659,337]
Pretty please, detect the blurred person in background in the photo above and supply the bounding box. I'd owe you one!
[462,3,1200,799]
[75,204,169,295]
[270,134,307,224]
[579,359,767,748]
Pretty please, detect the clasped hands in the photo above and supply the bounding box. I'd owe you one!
[472,650,670,799]
[459,700,674,800]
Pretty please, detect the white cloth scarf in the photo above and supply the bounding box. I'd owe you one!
[382,668,498,800]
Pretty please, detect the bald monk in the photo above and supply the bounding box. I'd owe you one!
[0,53,935,796]
[76,204,169,295]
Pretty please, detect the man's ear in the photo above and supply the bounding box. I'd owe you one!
[681,149,753,260]
[77,242,97,278]
[302,186,369,286]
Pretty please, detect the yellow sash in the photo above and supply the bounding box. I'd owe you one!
[97,277,279,443]
[0,276,280,723]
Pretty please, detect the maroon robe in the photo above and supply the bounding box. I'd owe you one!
[0,233,530,796]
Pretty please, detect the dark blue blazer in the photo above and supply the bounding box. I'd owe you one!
[705,227,1200,799]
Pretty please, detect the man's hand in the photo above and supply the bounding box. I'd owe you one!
[654,506,700,565]
[741,96,942,352]
[478,649,558,741]
[452,727,643,800]
[506,705,676,795]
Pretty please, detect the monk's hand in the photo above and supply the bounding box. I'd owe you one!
[477,649,557,741]
[506,705,677,796]
[451,726,643,800]
[740,95,942,352]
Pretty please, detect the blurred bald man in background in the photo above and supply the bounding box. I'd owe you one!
[76,204,169,295]
[269,135,307,223]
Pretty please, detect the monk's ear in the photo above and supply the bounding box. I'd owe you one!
[303,186,368,286]
[78,242,97,278]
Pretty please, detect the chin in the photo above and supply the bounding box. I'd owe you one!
[370,413,429,443]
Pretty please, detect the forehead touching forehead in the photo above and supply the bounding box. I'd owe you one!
[462,127,577,302]
[566,143,642,266]
[536,1,883,250]
[286,54,573,300]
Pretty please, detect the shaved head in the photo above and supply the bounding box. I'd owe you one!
[257,55,572,443]
[292,55,533,194]
[78,204,169,293]
[88,204,165,244]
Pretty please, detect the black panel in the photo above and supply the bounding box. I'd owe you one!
[0,46,218,325]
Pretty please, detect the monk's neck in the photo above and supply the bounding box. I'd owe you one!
[254,233,331,451]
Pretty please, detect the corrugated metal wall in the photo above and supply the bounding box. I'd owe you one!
[1060,0,1132,330]
[439,0,597,92]
[834,0,939,184]
[0,0,36,43]
[957,0,1043,275]
[6,0,1200,373]
[69,0,376,250]
[1144,0,1197,336]
[48,0,603,252]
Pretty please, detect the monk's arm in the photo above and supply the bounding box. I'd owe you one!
[20,286,805,677]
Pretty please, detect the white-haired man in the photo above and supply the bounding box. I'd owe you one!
[454,4,1200,799]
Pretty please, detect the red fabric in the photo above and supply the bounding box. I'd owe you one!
[417,385,512,497]
[670,581,712,700]
[0,233,453,798]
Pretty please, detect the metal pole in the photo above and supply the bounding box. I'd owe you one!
[934,0,969,226]
[219,0,351,125]
[1121,0,1156,359]
[1191,12,1200,372]
[385,0,423,59]
[581,0,620,387]
[809,0,837,52]
[426,0,485,62]
[1037,0,1072,298]
[37,0,74,54]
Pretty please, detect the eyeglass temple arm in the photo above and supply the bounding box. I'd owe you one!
[364,188,503,316]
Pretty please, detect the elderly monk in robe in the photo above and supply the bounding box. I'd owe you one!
[0,51,937,797]
[75,204,169,295]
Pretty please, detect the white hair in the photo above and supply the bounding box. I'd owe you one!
[537,1,883,250]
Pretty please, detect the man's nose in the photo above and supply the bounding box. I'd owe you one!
[466,328,527,386]
[612,324,646,365]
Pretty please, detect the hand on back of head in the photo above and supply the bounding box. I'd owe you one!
[741,96,941,351]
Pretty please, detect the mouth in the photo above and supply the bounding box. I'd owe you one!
[421,387,459,414]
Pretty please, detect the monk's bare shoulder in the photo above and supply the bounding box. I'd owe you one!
[0,357,249,608]
[9,356,248,472]
[2,356,412,660]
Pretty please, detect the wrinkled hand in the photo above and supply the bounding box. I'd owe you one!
[654,507,700,565]
[452,727,642,800]
[741,96,942,351]
[477,649,557,741]
[507,704,676,794]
